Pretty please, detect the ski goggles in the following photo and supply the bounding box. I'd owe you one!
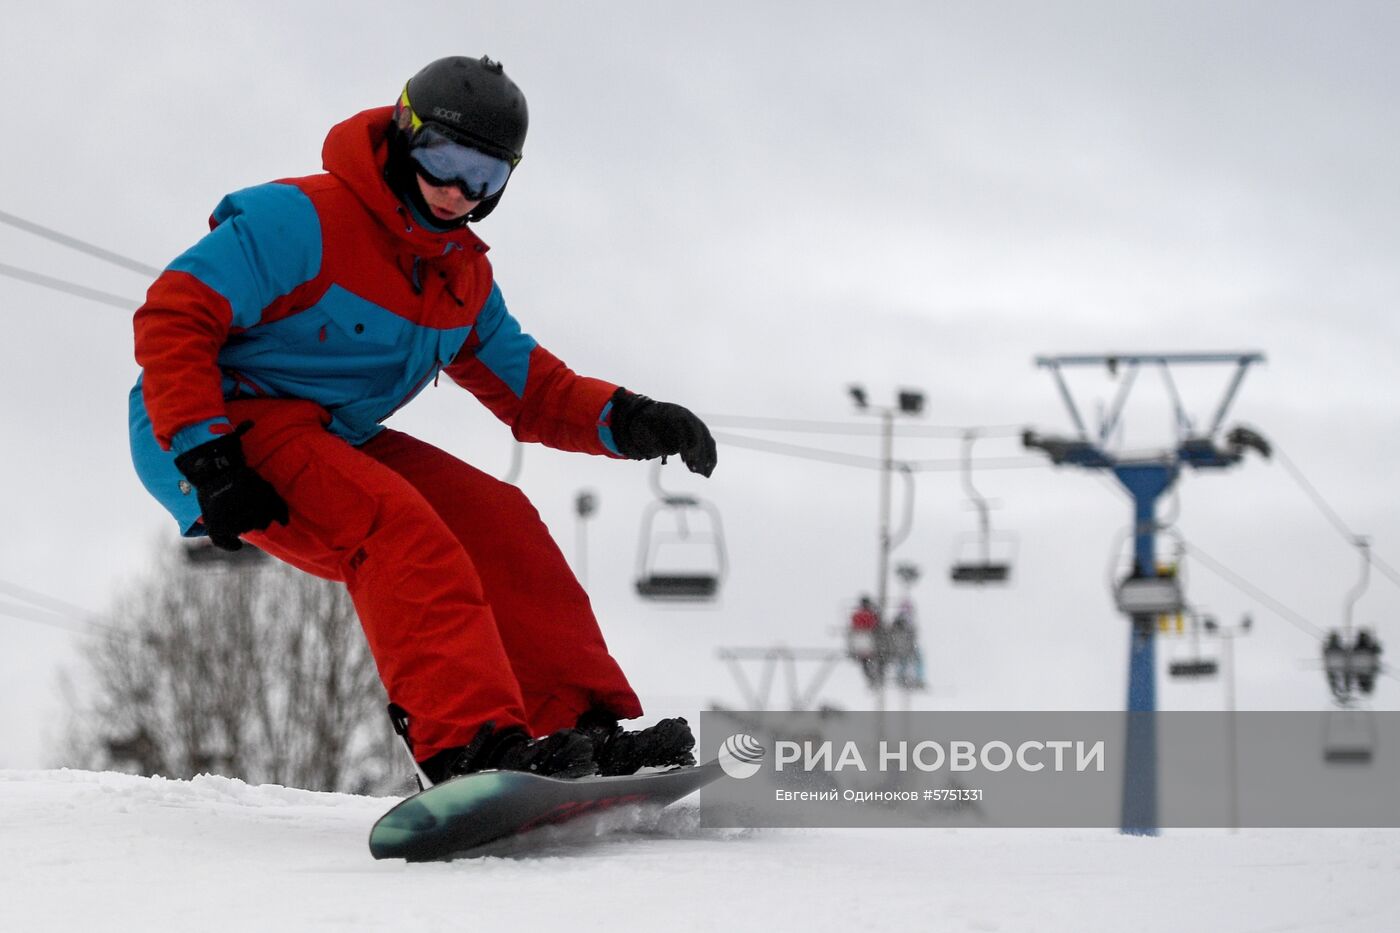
[408,125,516,201]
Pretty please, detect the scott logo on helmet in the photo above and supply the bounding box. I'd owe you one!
[432,107,463,122]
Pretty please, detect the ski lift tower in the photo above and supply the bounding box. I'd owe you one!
[1023,351,1269,835]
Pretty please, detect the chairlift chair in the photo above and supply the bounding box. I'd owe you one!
[1114,575,1184,615]
[1322,705,1377,765]
[1167,613,1219,679]
[1318,620,1380,764]
[950,533,1016,584]
[634,461,728,602]
[1323,540,1384,699]
[1167,658,1219,679]
[949,432,1016,586]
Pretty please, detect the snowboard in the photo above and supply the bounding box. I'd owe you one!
[369,759,724,861]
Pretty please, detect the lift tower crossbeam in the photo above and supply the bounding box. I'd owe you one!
[1024,351,1266,836]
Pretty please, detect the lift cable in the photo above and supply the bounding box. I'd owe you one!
[0,261,140,311]
[0,208,161,277]
[1373,554,1400,592]
[0,576,121,638]
[703,413,1025,439]
[0,578,100,621]
[712,431,1047,473]
[0,601,112,637]
[1273,446,1362,545]
[1272,445,1400,592]
[711,431,889,470]
[907,454,1047,473]
[1177,541,1329,642]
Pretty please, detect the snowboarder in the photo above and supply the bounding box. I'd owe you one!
[129,55,712,787]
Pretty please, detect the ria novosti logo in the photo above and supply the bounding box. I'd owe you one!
[718,734,766,779]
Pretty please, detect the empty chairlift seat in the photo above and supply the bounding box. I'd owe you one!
[1114,575,1184,615]
[1323,707,1377,765]
[1166,612,1219,679]
[1167,657,1219,678]
[950,555,1012,585]
[635,568,721,600]
[949,431,1016,586]
[634,461,728,603]
[634,494,727,601]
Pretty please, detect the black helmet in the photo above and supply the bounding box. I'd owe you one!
[389,55,528,223]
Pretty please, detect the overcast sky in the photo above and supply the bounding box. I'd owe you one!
[3,1,1398,768]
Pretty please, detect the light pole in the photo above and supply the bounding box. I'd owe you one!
[849,384,924,711]
[1204,612,1252,832]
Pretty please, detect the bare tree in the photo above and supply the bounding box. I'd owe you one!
[65,544,408,794]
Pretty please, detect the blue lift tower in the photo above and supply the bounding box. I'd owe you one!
[1022,352,1270,835]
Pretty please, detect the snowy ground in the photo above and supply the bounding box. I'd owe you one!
[2,769,1397,933]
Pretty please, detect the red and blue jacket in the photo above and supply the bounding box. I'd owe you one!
[130,107,624,534]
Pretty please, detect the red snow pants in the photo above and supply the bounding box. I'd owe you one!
[227,398,643,762]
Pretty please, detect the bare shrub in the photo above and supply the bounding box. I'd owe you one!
[67,544,408,795]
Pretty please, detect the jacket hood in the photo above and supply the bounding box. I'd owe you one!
[322,107,489,257]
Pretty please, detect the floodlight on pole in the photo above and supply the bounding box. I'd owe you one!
[898,390,925,415]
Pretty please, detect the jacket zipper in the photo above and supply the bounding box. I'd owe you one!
[384,367,438,422]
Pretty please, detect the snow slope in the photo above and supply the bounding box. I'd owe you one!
[1,768,1397,933]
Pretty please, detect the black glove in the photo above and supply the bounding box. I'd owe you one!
[173,421,290,551]
[609,388,718,477]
